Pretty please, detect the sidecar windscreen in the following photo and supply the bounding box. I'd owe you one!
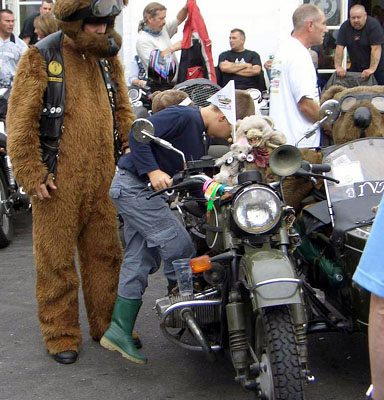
[323,137,384,241]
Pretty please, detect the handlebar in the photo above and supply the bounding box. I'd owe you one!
[146,174,212,200]
[295,168,339,183]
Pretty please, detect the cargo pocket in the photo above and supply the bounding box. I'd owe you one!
[109,187,121,199]
[146,220,178,249]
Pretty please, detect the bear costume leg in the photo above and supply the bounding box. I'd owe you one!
[32,193,122,355]
[33,201,82,355]
[77,197,122,341]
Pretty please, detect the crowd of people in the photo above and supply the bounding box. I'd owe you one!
[1,1,384,399]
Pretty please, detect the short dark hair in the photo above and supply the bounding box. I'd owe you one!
[41,0,54,4]
[0,9,13,17]
[231,28,246,40]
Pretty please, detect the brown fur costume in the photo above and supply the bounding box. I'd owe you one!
[321,85,384,144]
[7,0,134,355]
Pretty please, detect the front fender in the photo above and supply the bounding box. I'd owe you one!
[241,247,302,309]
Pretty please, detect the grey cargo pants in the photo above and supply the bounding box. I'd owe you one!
[110,169,195,299]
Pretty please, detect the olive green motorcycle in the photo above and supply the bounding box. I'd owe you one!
[131,118,335,399]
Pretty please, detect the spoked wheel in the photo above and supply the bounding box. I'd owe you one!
[254,305,304,400]
[0,168,13,248]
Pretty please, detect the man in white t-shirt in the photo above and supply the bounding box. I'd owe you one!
[136,2,188,91]
[269,4,327,147]
[0,9,28,88]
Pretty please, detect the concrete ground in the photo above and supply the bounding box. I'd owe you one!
[0,213,370,400]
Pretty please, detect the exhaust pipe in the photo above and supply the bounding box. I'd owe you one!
[180,308,215,362]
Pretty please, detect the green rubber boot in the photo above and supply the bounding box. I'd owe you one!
[100,297,147,365]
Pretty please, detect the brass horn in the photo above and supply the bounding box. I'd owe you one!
[269,145,302,177]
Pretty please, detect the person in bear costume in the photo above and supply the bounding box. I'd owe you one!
[321,84,384,144]
[7,0,134,364]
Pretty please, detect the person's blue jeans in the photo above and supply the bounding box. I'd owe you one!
[109,169,195,299]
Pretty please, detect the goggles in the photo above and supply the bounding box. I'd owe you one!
[61,0,123,22]
[92,0,123,17]
[340,93,384,113]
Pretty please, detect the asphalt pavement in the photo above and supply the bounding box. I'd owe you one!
[0,212,371,400]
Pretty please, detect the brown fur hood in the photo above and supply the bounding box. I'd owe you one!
[321,85,384,144]
[54,0,128,57]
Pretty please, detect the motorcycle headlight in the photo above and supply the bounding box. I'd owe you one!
[231,185,281,234]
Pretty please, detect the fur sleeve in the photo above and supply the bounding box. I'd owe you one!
[6,48,48,195]
[110,57,135,152]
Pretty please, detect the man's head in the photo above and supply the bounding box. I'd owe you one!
[34,13,58,40]
[142,2,166,33]
[229,29,246,52]
[292,4,328,48]
[40,0,54,16]
[0,9,14,39]
[349,4,367,30]
[203,90,255,140]
[54,0,128,57]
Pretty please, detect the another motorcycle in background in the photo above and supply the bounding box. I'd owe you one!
[0,87,30,248]
[128,84,152,119]
[174,78,221,108]
[246,88,270,116]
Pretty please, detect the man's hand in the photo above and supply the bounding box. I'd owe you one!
[148,169,172,191]
[161,41,182,58]
[362,68,375,80]
[335,66,347,78]
[35,176,57,200]
[298,96,320,123]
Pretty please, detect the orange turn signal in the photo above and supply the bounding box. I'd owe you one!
[190,255,212,274]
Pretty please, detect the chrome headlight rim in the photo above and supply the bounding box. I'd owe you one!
[128,87,141,103]
[231,184,282,234]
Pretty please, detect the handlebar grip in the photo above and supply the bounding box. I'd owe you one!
[301,160,331,174]
[311,163,331,174]
[146,177,205,200]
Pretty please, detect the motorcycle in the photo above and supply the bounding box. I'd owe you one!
[128,84,152,118]
[174,78,221,108]
[295,135,382,333]
[0,87,30,248]
[128,78,222,119]
[246,88,270,116]
[130,117,335,399]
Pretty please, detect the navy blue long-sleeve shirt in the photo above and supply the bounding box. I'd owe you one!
[118,106,207,179]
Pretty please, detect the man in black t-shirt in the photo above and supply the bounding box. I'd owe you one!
[19,0,53,45]
[335,4,384,84]
[218,28,266,91]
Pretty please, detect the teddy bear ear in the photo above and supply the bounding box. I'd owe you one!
[320,85,345,104]
[54,0,82,20]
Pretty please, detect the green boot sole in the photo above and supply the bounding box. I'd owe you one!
[100,336,147,365]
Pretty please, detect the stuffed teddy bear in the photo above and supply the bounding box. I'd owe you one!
[7,0,134,364]
[321,84,384,144]
[213,115,286,185]
[213,136,251,185]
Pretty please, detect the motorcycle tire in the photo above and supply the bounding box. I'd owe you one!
[0,168,13,248]
[254,305,304,400]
